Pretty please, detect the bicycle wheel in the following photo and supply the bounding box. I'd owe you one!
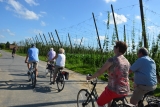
[144,104,159,107]
[56,74,65,92]
[31,71,36,88]
[77,89,94,107]
[50,70,53,82]
[28,72,31,82]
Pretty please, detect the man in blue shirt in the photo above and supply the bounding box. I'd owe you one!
[129,47,157,105]
[25,44,39,78]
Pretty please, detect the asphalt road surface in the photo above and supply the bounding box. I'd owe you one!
[0,50,99,107]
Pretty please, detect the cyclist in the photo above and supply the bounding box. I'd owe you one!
[25,44,39,79]
[51,48,66,84]
[12,47,16,57]
[129,47,157,105]
[46,48,56,75]
[46,48,56,64]
[87,41,130,107]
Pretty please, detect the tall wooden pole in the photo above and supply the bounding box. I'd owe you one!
[111,4,119,41]
[124,25,126,43]
[139,0,148,48]
[68,33,72,53]
[48,32,54,46]
[43,34,48,45]
[55,29,62,48]
[92,12,102,52]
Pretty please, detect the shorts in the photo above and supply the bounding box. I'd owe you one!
[97,87,126,106]
[130,84,157,104]
[54,65,64,75]
[28,61,38,69]
[12,52,15,54]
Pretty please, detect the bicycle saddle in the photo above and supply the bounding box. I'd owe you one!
[113,96,126,102]
[144,91,154,96]
[58,67,63,70]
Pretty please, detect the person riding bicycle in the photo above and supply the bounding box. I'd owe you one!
[87,41,130,107]
[51,48,66,84]
[25,44,39,79]
[12,47,16,57]
[46,48,56,75]
[47,48,56,64]
[129,47,157,105]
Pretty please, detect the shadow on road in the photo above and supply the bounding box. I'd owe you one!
[10,100,77,107]
[0,80,59,93]
[9,73,28,76]
[33,86,58,93]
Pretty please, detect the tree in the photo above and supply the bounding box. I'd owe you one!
[5,41,10,49]
[0,43,5,49]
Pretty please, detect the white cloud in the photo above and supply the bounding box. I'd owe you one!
[99,12,103,16]
[7,0,39,20]
[73,38,84,45]
[40,11,47,14]
[33,29,43,35]
[0,35,5,38]
[135,15,141,20]
[0,0,3,2]
[104,0,116,3]
[25,0,39,6]
[40,21,46,26]
[104,12,127,25]
[99,36,105,41]
[6,29,15,36]
[147,26,160,33]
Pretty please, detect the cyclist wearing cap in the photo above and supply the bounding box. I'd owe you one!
[25,44,39,78]
[129,47,157,105]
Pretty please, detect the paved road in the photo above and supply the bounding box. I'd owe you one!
[0,50,109,107]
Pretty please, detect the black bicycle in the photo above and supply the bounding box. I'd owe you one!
[27,62,37,88]
[77,74,159,107]
[45,62,55,82]
[56,67,65,92]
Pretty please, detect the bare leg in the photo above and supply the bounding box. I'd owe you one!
[53,74,56,82]
[27,63,30,70]
[35,68,38,77]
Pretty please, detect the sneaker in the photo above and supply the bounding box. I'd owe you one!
[50,81,55,85]
[28,79,31,82]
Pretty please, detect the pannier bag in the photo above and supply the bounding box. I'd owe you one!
[62,71,69,80]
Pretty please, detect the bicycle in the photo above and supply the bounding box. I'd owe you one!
[45,62,55,82]
[55,67,65,92]
[27,62,37,88]
[77,74,159,107]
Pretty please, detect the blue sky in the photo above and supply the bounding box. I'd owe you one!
[0,0,160,49]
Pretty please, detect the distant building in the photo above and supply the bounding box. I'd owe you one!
[9,45,18,50]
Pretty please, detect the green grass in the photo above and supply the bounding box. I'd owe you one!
[154,83,160,97]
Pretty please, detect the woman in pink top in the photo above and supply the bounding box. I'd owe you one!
[87,41,130,107]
